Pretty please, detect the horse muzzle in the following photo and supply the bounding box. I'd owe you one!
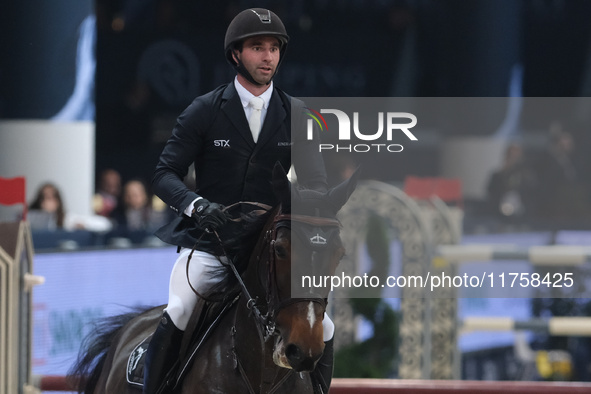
[273,335,323,372]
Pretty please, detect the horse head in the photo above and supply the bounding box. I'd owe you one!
[262,163,357,372]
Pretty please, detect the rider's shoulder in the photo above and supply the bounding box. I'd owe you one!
[273,87,307,114]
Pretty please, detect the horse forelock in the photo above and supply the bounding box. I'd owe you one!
[290,187,339,219]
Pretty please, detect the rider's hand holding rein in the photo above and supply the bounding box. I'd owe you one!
[192,198,229,230]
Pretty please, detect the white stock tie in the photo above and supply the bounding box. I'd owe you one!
[248,96,264,143]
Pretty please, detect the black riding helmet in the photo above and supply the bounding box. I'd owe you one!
[224,8,289,86]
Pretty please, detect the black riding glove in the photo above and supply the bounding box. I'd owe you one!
[192,199,229,230]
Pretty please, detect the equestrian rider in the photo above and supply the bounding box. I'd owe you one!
[144,8,335,394]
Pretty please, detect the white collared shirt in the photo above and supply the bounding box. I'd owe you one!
[234,76,273,129]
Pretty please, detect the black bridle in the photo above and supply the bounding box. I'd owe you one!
[185,205,342,393]
[260,212,341,339]
[190,206,342,342]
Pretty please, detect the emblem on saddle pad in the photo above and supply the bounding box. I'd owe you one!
[127,336,151,387]
[129,346,146,373]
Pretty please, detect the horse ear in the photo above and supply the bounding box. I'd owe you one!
[328,167,360,213]
[272,162,291,208]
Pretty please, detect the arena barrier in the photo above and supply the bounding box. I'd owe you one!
[462,317,591,336]
[33,376,591,393]
[331,379,591,393]
[32,376,72,392]
[0,220,43,394]
[437,244,591,265]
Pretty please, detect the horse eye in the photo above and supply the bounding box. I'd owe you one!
[274,243,288,259]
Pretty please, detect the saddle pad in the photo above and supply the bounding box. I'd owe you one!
[126,295,239,390]
[126,335,151,387]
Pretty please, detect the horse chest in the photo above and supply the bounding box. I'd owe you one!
[181,304,313,394]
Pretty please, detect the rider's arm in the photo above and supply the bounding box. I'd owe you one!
[152,98,209,217]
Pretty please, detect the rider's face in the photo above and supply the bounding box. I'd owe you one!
[233,36,280,85]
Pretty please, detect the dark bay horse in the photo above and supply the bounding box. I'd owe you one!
[68,165,357,393]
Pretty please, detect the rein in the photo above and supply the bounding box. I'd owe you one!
[185,201,275,340]
[185,202,341,393]
[184,200,271,299]
[186,203,341,342]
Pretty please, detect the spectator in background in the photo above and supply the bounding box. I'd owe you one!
[29,182,112,232]
[534,123,591,224]
[28,183,65,230]
[324,153,358,187]
[486,143,536,222]
[93,168,122,218]
[111,179,170,235]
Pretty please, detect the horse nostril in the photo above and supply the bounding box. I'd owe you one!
[285,343,318,372]
[285,343,302,362]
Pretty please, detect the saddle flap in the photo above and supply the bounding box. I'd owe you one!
[126,295,240,390]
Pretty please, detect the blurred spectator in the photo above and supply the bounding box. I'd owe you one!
[324,153,359,187]
[534,123,591,224]
[28,183,65,230]
[29,182,112,232]
[486,143,536,221]
[93,168,122,217]
[112,179,170,233]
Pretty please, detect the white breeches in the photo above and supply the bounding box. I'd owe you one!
[164,248,335,341]
[164,249,226,330]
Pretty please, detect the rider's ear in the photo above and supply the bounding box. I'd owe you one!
[231,49,241,66]
[328,166,360,213]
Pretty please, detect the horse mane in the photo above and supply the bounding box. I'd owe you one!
[202,207,276,301]
[66,306,155,393]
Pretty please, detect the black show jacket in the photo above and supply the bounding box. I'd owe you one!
[152,82,326,252]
